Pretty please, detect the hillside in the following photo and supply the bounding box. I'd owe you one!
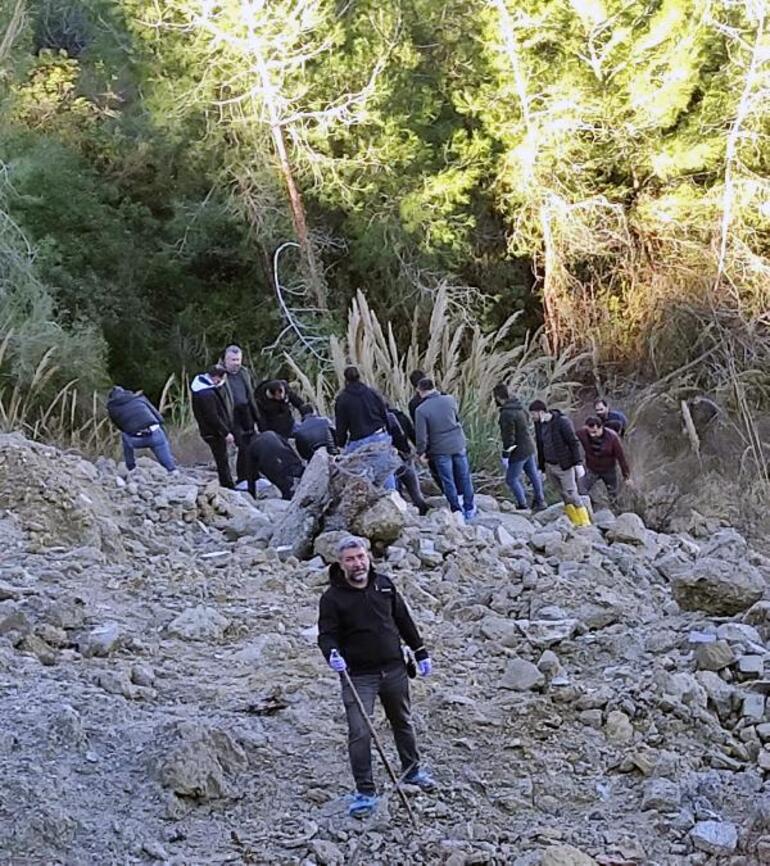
[1,432,770,865]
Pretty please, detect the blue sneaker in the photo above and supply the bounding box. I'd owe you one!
[463,506,477,523]
[404,768,437,791]
[348,792,378,818]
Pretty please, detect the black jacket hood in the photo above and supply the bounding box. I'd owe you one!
[107,387,135,405]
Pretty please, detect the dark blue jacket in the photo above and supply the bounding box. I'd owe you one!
[107,388,163,435]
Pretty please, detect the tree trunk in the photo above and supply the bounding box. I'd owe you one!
[253,45,327,311]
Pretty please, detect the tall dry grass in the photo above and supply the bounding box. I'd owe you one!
[0,335,116,451]
[287,287,586,467]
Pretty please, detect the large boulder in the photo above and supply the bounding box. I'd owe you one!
[156,722,247,801]
[672,557,765,615]
[270,449,332,559]
[608,512,648,545]
[352,492,407,545]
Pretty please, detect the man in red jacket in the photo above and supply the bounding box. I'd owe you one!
[577,416,630,504]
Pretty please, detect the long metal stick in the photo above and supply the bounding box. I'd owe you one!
[341,668,419,827]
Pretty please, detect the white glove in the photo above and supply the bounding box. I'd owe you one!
[575,465,585,479]
[500,458,509,471]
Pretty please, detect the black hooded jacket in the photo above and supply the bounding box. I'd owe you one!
[254,379,303,439]
[317,565,428,675]
[107,388,163,434]
[191,374,232,440]
[534,409,582,471]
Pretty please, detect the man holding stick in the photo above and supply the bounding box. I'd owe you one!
[317,537,435,818]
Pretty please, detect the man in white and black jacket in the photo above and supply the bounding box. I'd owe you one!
[317,536,435,818]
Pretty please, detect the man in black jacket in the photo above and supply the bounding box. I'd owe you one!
[221,345,260,485]
[107,386,176,472]
[318,536,435,818]
[255,378,304,439]
[334,366,395,489]
[292,405,337,461]
[493,384,545,511]
[529,400,590,525]
[191,365,235,489]
[246,431,304,499]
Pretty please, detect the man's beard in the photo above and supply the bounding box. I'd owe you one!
[348,568,368,583]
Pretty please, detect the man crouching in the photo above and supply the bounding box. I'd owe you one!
[317,536,435,818]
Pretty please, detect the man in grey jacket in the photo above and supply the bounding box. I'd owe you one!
[414,378,476,521]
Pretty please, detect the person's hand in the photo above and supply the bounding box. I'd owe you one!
[418,658,432,677]
[575,464,585,479]
[500,457,508,471]
[417,453,428,465]
[329,649,347,673]
[225,433,235,446]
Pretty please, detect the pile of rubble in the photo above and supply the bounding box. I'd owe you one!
[1,432,770,864]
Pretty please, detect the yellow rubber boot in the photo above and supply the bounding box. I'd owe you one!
[564,504,580,526]
[575,505,592,526]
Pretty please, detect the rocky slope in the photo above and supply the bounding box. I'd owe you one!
[2,432,770,865]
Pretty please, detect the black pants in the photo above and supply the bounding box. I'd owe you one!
[204,436,234,489]
[234,429,255,484]
[396,458,428,513]
[580,466,620,501]
[341,664,419,796]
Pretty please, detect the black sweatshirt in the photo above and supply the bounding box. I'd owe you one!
[317,565,428,675]
[334,381,389,447]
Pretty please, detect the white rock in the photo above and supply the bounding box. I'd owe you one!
[79,622,121,658]
[690,821,738,855]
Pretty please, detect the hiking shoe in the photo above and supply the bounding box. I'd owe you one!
[531,501,547,513]
[463,506,477,522]
[348,792,378,818]
[404,769,437,791]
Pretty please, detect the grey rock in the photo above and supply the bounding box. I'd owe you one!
[694,640,735,671]
[19,633,56,666]
[605,710,634,744]
[311,840,344,865]
[738,655,764,677]
[271,449,331,559]
[313,531,350,563]
[537,650,561,675]
[514,618,579,648]
[608,512,648,545]
[695,671,735,718]
[641,778,681,812]
[131,663,156,687]
[500,657,544,691]
[530,530,562,551]
[167,606,230,642]
[541,846,598,866]
[743,693,766,721]
[690,820,737,855]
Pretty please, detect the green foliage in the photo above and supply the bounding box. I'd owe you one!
[0,0,768,427]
